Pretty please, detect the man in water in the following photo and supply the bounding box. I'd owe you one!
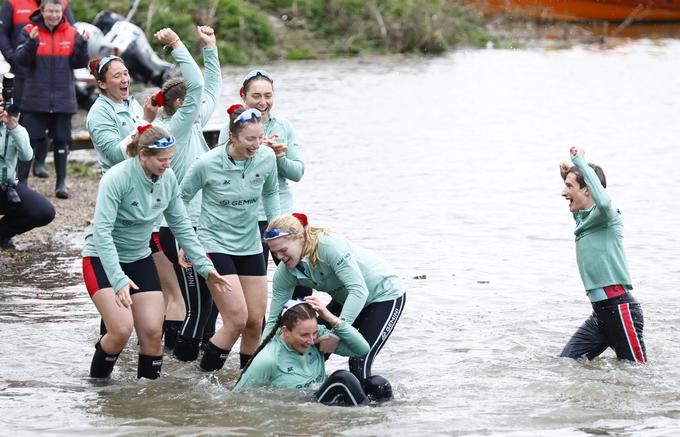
[558,146,646,363]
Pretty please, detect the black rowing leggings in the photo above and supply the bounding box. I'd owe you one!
[158,226,212,340]
[315,370,369,406]
[327,293,406,383]
[560,292,646,363]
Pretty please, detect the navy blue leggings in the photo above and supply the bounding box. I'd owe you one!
[560,292,646,363]
[326,294,406,383]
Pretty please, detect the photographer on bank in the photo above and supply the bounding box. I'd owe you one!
[0,93,54,250]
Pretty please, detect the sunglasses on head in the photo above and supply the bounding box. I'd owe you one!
[233,108,261,125]
[262,227,293,241]
[143,135,176,149]
[242,69,273,85]
[98,55,122,74]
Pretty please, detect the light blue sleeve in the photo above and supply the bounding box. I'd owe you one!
[233,349,276,391]
[162,171,214,279]
[261,151,280,221]
[91,172,129,293]
[179,158,205,208]
[199,47,222,128]
[162,45,204,136]
[319,239,369,325]
[9,125,32,161]
[263,264,298,338]
[572,154,614,217]
[275,120,304,182]
[87,106,126,167]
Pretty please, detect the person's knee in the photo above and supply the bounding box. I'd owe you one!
[105,321,134,349]
[32,202,55,227]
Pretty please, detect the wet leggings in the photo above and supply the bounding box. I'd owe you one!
[560,292,646,363]
[158,227,213,339]
[0,183,55,239]
[315,370,369,406]
[326,293,406,383]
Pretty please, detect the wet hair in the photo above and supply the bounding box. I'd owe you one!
[566,163,607,189]
[127,125,174,157]
[151,78,186,116]
[266,214,331,268]
[88,56,125,90]
[228,105,262,137]
[241,71,274,97]
[236,302,317,383]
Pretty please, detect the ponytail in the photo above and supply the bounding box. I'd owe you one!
[236,303,317,384]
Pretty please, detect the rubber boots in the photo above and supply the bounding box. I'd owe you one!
[54,146,69,199]
[89,340,120,379]
[32,139,48,178]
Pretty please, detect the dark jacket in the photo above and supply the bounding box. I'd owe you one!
[0,0,73,78]
[13,9,87,113]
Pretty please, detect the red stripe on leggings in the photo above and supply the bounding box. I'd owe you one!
[618,303,645,363]
[82,257,101,298]
[152,232,163,253]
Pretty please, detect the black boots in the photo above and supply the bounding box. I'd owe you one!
[173,334,201,362]
[32,140,48,178]
[199,341,230,371]
[363,375,393,402]
[137,354,163,379]
[89,340,120,379]
[54,147,68,199]
[239,353,253,370]
[163,320,183,349]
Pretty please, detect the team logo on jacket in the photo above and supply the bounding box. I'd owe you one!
[131,201,139,207]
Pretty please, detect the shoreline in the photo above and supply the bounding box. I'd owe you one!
[0,168,98,289]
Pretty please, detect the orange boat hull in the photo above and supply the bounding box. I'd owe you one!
[483,0,680,21]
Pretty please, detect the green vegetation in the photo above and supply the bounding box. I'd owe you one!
[71,1,496,64]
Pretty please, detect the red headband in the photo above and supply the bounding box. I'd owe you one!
[137,124,153,135]
[154,90,165,107]
[227,104,243,115]
[88,57,101,76]
[292,213,308,226]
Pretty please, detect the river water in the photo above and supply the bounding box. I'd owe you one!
[2,38,680,436]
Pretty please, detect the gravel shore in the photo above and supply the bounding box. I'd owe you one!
[0,158,99,288]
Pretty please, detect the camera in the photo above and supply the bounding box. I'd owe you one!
[0,180,21,205]
[1,73,20,117]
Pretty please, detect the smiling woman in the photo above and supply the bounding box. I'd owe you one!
[235,296,373,406]
[80,124,230,381]
[178,104,280,374]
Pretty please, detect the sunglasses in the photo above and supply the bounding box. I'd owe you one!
[233,108,261,125]
[281,299,305,315]
[143,135,176,149]
[242,69,273,85]
[98,55,122,74]
[262,227,293,241]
